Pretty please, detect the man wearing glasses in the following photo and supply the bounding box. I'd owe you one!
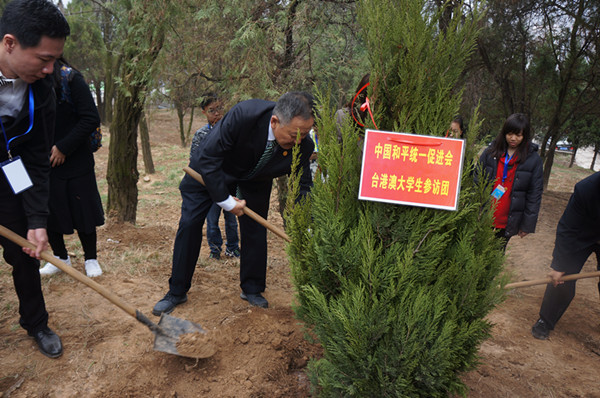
[0,0,70,358]
[189,93,240,261]
[153,92,315,315]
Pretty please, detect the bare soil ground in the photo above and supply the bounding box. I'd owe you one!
[1,109,599,398]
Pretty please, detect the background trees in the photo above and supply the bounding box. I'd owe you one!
[60,0,369,222]
[58,0,599,223]
[464,0,600,188]
[57,0,600,223]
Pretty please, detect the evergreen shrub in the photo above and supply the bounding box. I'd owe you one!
[286,1,507,396]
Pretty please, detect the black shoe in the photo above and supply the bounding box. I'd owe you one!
[29,326,63,358]
[531,318,550,340]
[152,292,188,316]
[209,252,221,260]
[240,292,268,308]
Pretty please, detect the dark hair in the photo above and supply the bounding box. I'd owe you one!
[200,92,219,109]
[344,73,370,126]
[451,115,465,138]
[273,91,315,124]
[0,0,70,49]
[51,57,79,96]
[51,57,67,95]
[344,73,370,109]
[488,113,532,162]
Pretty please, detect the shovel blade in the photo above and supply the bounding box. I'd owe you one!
[153,313,216,359]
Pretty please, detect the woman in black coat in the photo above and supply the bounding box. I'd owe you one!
[477,113,543,250]
[39,59,104,277]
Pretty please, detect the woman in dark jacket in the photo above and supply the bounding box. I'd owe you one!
[478,113,543,250]
[39,59,104,277]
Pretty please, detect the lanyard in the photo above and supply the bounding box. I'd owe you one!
[1,85,34,160]
[502,152,514,184]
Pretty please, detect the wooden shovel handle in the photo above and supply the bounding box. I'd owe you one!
[0,224,138,318]
[504,270,600,289]
[183,166,291,243]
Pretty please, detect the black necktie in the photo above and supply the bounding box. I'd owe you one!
[236,140,277,199]
[245,140,277,179]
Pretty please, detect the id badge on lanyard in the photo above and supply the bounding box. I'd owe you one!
[1,85,34,194]
[491,152,513,200]
[1,156,33,193]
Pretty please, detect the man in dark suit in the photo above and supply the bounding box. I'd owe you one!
[153,92,315,314]
[0,0,70,358]
[531,171,600,339]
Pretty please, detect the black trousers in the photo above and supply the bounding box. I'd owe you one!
[539,243,600,329]
[48,229,97,260]
[168,180,272,296]
[0,186,49,334]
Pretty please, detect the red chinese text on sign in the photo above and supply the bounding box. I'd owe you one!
[358,130,465,211]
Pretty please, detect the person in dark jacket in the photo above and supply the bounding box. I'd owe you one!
[39,59,104,277]
[189,93,240,260]
[477,113,543,250]
[0,0,70,358]
[531,172,600,340]
[152,92,314,315]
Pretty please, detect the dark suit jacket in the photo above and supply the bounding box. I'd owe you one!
[182,99,314,201]
[0,77,55,229]
[552,172,600,273]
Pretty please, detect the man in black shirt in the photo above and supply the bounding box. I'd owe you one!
[0,0,70,358]
[531,172,600,340]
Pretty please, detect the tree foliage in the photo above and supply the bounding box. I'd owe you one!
[466,0,600,187]
[287,1,506,396]
[62,0,107,120]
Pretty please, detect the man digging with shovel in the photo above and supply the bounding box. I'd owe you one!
[152,92,314,315]
[153,92,314,315]
[0,0,70,358]
[531,172,600,340]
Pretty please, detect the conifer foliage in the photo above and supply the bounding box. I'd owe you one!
[286,1,506,396]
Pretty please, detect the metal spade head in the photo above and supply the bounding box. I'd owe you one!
[153,313,217,359]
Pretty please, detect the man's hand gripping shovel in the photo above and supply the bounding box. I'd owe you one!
[0,225,216,359]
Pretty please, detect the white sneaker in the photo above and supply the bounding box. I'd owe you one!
[85,259,102,277]
[40,256,71,276]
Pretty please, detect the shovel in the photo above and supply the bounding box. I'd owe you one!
[0,225,215,359]
[504,270,600,289]
[183,166,291,242]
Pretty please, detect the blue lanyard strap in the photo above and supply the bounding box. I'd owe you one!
[502,151,514,184]
[1,85,34,159]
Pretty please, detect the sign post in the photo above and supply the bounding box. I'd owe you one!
[358,130,465,211]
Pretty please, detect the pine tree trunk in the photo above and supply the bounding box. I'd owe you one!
[106,88,142,223]
[569,148,577,168]
[543,128,562,190]
[176,101,186,147]
[94,84,104,123]
[591,143,598,170]
[105,0,169,223]
[139,110,155,175]
[103,53,116,124]
[186,107,195,145]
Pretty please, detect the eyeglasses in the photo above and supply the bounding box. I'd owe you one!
[206,106,224,115]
